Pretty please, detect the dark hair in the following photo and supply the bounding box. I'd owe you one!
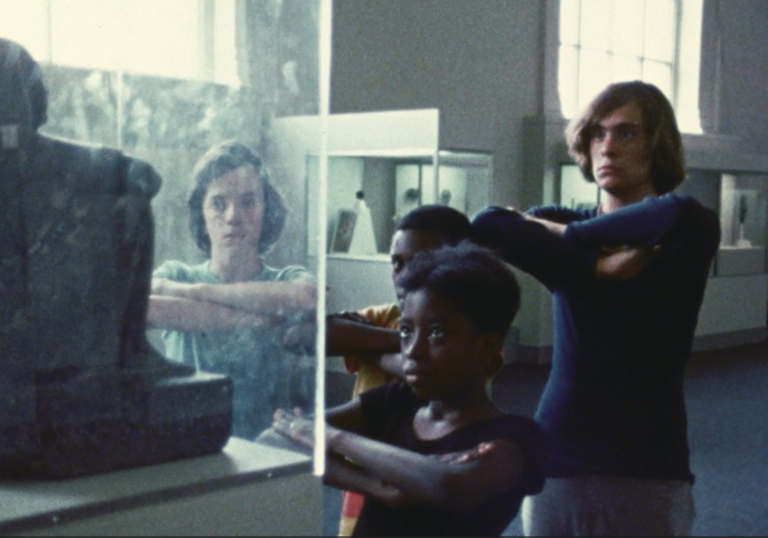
[565,80,685,195]
[187,141,287,257]
[396,242,521,338]
[395,204,473,245]
[0,38,48,132]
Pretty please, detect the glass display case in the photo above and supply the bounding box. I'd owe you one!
[319,149,492,257]
[275,109,493,315]
[560,162,599,210]
[716,172,768,275]
[1,0,328,533]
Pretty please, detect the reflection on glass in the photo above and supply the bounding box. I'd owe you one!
[2,0,324,455]
[148,143,318,439]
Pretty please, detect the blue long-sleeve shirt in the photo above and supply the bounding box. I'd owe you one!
[472,194,720,482]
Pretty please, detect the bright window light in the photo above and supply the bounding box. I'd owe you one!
[0,0,50,61]
[0,0,240,85]
[558,0,703,133]
[49,0,200,79]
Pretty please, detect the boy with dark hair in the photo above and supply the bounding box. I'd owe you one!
[273,243,544,536]
[324,204,475,535]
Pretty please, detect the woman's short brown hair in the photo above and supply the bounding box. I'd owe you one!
[565,80,686,195]
[187,141,287,258]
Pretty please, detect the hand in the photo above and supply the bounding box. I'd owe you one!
[595,245,662,281]
[151,277,169,296]
[272,408,315,448]
[436,442,497,465]
[522,214,567,236]
[151,277,194,298]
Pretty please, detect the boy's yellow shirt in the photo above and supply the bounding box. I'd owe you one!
[343,303,401,397]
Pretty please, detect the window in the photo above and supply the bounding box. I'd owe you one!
[0,0,239,85]
[558,0,703,133]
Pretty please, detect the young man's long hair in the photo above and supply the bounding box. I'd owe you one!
[565,80,686,195]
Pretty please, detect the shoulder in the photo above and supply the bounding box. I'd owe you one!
[152,260,209,282]
[658,193,720,237]
[483,414,546,489]
[650,192,708,214]
[37,136,161,197]
[260,264,315,282]
[471,205,524,226]
[483,414,544,449]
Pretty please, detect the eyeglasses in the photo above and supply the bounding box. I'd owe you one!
[589,123,645,146]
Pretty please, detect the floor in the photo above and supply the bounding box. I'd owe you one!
[322,339,768,536]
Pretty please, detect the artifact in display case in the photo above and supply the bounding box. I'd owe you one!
[717,173,767,275]
[320,149,492,257]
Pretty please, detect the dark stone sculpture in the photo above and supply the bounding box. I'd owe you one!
[0,39,233,479]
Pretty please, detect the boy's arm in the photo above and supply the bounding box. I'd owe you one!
[327,310,406,380]
[147,295,281,332]
[563,194,683,248]
[326,315,401,356]
[477,206,662,283]
[472,206,599,289]
[594,245,662,280]
[151,278,318,316]
[280,317,405,379]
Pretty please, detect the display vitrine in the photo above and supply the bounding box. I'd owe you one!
[0,0,329,533]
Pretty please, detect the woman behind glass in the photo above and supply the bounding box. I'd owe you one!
[148,141,317,439]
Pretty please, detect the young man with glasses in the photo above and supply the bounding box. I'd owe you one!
[472,81,720,536]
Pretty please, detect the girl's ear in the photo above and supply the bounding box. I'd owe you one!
[478,330,503,354]
[476,331,504,379]
[485,352,505,380]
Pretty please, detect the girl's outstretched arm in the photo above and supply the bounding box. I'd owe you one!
[147,295,281,332]
[273,410,526,511]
